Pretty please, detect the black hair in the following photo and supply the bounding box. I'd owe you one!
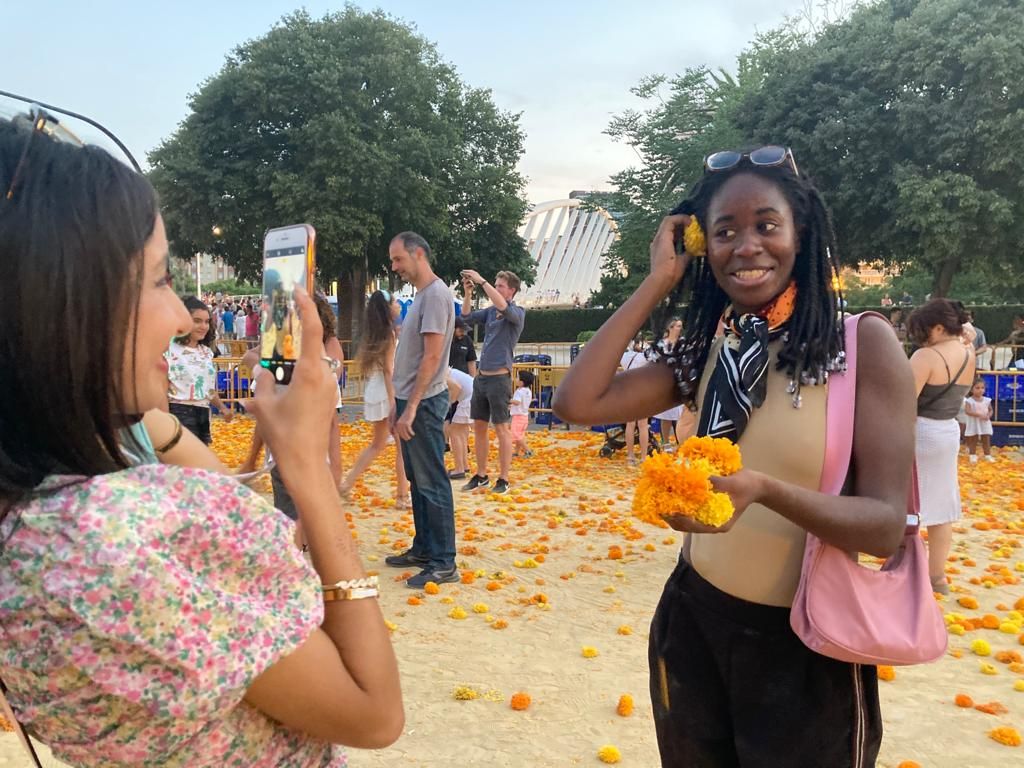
[661,160,844,409]
[358,290,397,373]
[907,298,966,345]
[517,370,535,388]
[0,117,159,513]
[313,293,338,345]
[174,296,216,348]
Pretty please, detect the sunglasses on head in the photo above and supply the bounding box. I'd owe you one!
[703,145,799,176]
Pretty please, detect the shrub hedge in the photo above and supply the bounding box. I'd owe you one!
[519,305,1024,344]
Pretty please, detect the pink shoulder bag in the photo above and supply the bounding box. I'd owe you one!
[789,312,947,666]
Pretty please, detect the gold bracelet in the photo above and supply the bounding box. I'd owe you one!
[154,414,183,454]
[322,575,380,602]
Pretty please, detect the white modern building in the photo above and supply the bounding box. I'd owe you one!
[517,198,618,307]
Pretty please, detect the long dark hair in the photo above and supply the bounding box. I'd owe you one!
[174,296,216,349]
[663,160,844,408]
[358,291,396,372]
[0,118,159,512]
[907,298,967,345]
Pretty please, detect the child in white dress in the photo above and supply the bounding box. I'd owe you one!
[963,378,994,463]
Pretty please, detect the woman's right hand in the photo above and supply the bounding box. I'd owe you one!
[649,213,693,294]
[246,289,338,480]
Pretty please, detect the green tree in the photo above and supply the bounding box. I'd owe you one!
[733,0,1024,297]
[149,8,532,341]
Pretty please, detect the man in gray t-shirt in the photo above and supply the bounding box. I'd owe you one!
[386,232,457,589]
[459,268,526,496]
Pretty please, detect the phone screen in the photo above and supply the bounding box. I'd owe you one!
[260,225,314,383]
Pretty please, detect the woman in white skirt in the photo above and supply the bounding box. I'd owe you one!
[650,317,696,449]
[339,290,410,505]
[908,299,975,594]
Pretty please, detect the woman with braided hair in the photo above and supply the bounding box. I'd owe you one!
[554,146,915,767]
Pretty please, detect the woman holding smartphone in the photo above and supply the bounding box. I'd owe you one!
[0,115,402,766]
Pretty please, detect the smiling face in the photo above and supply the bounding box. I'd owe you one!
[121,215,192,413]
[706,172,798,314]
[189,308,211,345]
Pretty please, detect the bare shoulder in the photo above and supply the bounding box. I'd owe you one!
[855,314,914,393]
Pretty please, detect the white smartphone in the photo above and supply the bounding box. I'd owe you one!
[260,224,316,385]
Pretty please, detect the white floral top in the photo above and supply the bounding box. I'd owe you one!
[167,342,218,405]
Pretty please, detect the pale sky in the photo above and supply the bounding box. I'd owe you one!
[1,0,812,203]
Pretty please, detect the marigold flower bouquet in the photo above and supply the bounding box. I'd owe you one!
[632,436,742,528]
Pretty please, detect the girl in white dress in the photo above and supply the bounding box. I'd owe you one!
[963,378,995,463]
[340,290,409,505]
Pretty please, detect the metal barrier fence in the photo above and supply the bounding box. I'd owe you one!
[212,350,1024,435]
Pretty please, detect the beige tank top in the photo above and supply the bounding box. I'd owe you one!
[688,336,827,607]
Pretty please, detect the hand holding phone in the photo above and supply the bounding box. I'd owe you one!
[260,224,316,385]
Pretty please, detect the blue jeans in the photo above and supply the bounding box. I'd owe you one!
[397,392,456,570]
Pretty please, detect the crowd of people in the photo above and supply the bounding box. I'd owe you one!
[0,108,1020,768]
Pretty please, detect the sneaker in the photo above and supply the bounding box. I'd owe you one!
[969,455,978,464]
[492,478,510,495]
[524,449,534,458]
[406,566,459,589]
[462,474,490,491]
[984,455,995,462]
[384,550,429,568]
[448,470,467,480]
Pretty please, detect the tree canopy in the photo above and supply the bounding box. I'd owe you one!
[149,8,534,338]
[595,0,1024,307]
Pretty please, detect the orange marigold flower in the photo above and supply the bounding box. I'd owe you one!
[607,546,623,560]
[680,436,742,475]
[407,596,422,606]
[957,596,979,609]
[492,619,509,630]
[877,665,896,682]
[954,693,974,708]
[510,692,531,711]
[617,625,633,635]
[995,650,1022,664]
[633,449,738,528]
[896,762,922,768]
[989,726,1022,747]
[460,571,476,585]
[616,694,634,717]
[981,614,1000,629]
[486,581,502,591]
[975,701,1009,715]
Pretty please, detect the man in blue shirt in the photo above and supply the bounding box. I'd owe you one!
[459,269,526,494]
[222,303,236,340]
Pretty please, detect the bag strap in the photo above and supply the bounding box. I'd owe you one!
[822,312,920,532]
[0,675,44,768]
[918,346,970,409]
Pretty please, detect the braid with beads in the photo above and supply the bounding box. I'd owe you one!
[653,161,846,411]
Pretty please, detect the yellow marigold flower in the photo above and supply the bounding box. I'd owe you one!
[971,639,992,656]
[597,744,622,764]
[453,685,479,701]
[980,662,998,675]
[582,646,600,658]
[616,694,634,717]
[1014,680,1024,692]
[680,436,742,475]
[424,581,440,595]
[683,216,706,257]
[989,726,1022,746]
[1000,622,1021,634]
[448,606,468,620]
[472,603,489,614]
[617,625,633,635]
[948,624,966,636]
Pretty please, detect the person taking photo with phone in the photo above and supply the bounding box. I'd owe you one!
[0,115,403,766]
[459,268,526,495]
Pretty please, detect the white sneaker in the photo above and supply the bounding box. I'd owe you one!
[969,455,978,464]
[984,455,995,462]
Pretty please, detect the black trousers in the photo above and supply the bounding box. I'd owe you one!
[168,402,211,445]
[648,559,881,768]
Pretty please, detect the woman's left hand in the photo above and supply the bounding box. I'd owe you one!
[662,468,767,534]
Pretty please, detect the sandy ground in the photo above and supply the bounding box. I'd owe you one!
[2,420,1022,767]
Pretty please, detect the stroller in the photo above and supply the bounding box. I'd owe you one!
[599,423,663,458]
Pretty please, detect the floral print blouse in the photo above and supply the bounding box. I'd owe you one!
[167,342,218,405]
[0,464,346,767]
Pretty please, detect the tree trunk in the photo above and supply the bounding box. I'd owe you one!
[337,262,368,358]
[932,254,961,298]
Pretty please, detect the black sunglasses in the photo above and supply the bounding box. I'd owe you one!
[1,89,142,202]
[704,145,799,176]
